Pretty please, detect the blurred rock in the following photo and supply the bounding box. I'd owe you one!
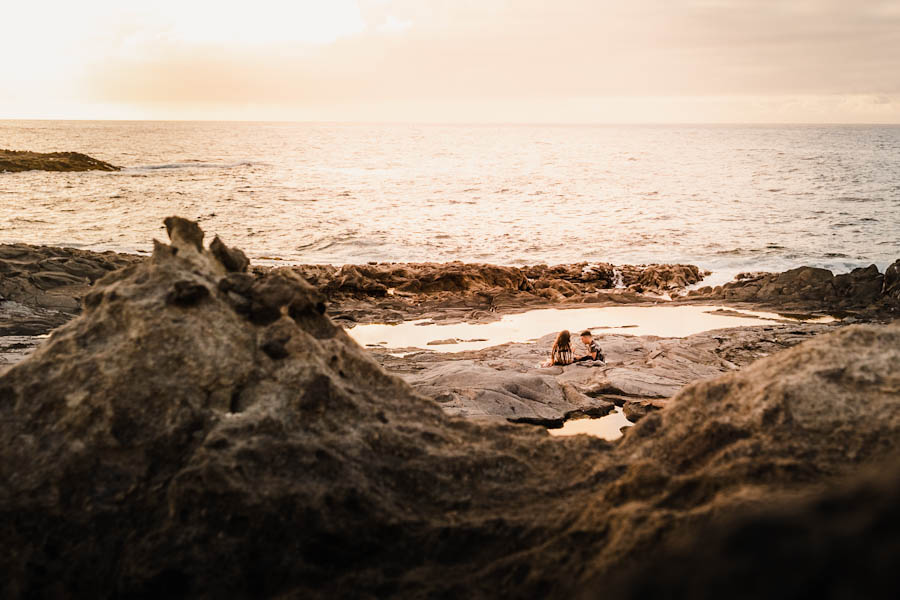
[1,219,899,598]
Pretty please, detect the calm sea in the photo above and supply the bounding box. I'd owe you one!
[2,120,898,284]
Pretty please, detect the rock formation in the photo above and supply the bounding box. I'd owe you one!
[0,149,120,172]
[0,243,140,340]
[689,262,900,314]
[1,218,899,598]
[293,261,708,326]
[603,458,900,600]
[378,323,835,424]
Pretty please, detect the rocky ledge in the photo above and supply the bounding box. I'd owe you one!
[688,262,900,315]
[1,218,899,598]
[0,149,120,172]
[297,260,899,327]
[296,261,708,325]
[0,243,140,339]
[373,321,837,425]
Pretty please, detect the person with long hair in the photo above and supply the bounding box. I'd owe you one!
[541,329,574,367]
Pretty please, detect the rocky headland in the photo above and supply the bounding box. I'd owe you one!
[1,218,899,598]
[0,149,120,172]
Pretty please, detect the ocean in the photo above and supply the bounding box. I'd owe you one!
[2,120,898,285]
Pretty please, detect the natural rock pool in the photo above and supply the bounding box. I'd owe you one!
[348,304,835,353]
[549,407,634,441]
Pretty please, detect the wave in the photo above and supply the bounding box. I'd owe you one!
[125,161,254,171]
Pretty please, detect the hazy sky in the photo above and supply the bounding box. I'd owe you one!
[2,0,899,122]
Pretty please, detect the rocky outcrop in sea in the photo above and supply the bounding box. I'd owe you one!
[1,218,898,598]
[0,149,120,172]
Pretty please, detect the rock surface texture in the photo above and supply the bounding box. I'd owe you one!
[0,149,120,172]
[688,263,900,315]
[294,261,707,325]
[377,323,835,424]
[2,219,900,598]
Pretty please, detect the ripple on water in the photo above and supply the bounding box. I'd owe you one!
[1,122,897,275]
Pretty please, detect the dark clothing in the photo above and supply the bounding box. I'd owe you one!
[577,339,604,362]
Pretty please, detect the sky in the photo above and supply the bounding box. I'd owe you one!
[2,0,899,123]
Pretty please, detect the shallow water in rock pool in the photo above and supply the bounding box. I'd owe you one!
[549,407,634,441]
[347,304,835,353]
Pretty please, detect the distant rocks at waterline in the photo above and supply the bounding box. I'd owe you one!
[689,261,900,314]
[3,217,900,597]
[0,149,120,172]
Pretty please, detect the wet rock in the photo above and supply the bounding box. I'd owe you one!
[0,149,120,172]
[293,261,707,324]
[631,263,706,292]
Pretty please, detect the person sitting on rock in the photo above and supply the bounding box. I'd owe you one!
[575,330,605,362]
[541,330,575,367]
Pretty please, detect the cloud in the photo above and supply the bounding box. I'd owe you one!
[3,0,900,121]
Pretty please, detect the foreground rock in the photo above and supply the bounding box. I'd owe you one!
[0,149,120,172]
[2,218,899,598]
[604,458,900,599]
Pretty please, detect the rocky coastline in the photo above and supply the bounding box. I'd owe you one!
[2,239,897,427]
[1,218,899,597]
[0,149,120,172]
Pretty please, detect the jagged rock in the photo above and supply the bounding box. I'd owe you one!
[0,243,141,341]
[0,149,120,172]
[164,216,205,251]
[884,259,900,300]
[630,263,706,292]
[690,262,898,312]
[291,260,706,323]
[1,219,899,598]
[210,235,249,273]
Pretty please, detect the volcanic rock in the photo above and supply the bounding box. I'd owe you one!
[1,219,899,599]
[690,262,900,313]
[604,458,900,600]
[0,149,120,172]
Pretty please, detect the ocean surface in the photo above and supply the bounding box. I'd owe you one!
[2,120,898,284]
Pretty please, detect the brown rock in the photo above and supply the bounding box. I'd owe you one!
[0,149,120,172]
[2,219,899,598]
